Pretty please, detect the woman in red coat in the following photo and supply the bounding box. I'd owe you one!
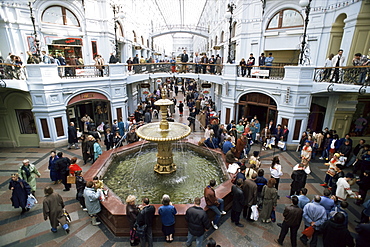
[69,157,82,176]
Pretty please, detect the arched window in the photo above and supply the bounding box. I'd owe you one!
[267,9,303,30]
[42,6,79,27]
[141,36,144,46]
[215,36,218,45]
[220,31,224,43]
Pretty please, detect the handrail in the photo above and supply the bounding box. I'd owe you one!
[314,65,370,85]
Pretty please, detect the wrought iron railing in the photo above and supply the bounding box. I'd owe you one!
[0,63,26,80]
[128,62,224,75]
[314,66,370,85]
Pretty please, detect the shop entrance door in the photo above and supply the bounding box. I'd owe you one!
[67,100,111,132]
[237,92,278,128]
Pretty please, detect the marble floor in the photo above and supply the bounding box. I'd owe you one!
[0,90,366,247]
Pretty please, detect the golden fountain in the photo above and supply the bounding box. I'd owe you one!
[136,82,191,174]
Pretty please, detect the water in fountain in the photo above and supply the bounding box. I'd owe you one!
[104,147,225,204]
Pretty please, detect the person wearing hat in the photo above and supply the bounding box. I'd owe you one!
[321,153,341,188]
[336,173,359,201]
[301,140,312,162]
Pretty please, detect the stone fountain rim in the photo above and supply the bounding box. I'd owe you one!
[136,122,192,142]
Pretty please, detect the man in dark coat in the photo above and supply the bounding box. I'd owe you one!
[242,174,257,221]
[185,197,211,247]
[231,178,245,227]
[356,214,370,247]
[67,122,79,149]
[289,163,307,196]
[136,197,155,247]
[9,173,31,214]
[55,152,71,191]
[322,212,354,247]
[180,50,189,73]
[275,196,303,247]
[43,186,69,233]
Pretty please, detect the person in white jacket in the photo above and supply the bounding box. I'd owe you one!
[336,173,359,201]
[270,156,283,198]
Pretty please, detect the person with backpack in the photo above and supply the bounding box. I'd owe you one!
[135,197,155,247]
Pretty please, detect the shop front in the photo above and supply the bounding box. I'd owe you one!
[45,36,83,63]
[67,92,111,132]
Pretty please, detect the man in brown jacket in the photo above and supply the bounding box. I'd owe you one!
[43,186,69,233]
[275,196,303,247]
[242,173,258,221]
[204,179,226,229]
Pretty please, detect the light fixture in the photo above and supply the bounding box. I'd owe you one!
[298,0,312,65]
[225,3,236,64]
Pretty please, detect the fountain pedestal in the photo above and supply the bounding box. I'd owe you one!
[136,82,191,174]
[155,141,176,174]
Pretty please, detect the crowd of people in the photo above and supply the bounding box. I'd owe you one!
[7,74,370,247]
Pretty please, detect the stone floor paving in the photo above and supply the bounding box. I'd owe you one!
[0,90,367,246]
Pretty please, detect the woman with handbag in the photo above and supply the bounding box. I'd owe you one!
[18,159,41,196]
[259,178,278,223]
[9,173,31,214]
[159,194,177,243]
[43,186,70,233]
[126,195,140,246]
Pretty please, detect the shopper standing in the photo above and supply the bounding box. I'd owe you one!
[18,159,40,196]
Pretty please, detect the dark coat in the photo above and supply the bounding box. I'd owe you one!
[136,205,155,227]
[290,169,307,192]
[242,179,257,206]
[9,179,31,208]
[231,184,245,212]
[185,205,210,237]
[43,192,67,229]
[127,204,139,229]
[68,125,78,143]
[55,157,71,175]
[322,219,354,247]
[282,204,303,226]
[75,175,86,195]
[356,222,370,247]
[48,156,60,181]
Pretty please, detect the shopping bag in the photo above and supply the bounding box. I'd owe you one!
[67,175,76,184]
[63,208,72,223]
[302,226,314,238]
[270,209,276,222]
[250,205,259,221]
[277,141,285,149]
[134,223,147,238]
[26,194,38,209]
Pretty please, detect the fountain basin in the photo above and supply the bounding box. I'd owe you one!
[83,141,233,237]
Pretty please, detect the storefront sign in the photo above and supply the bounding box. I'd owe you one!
[201,83,212,88]
[68,92,108,105]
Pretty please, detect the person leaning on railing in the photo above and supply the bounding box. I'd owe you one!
[353,53,370,85]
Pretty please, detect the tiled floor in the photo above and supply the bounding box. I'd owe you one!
[0,91,366,247]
